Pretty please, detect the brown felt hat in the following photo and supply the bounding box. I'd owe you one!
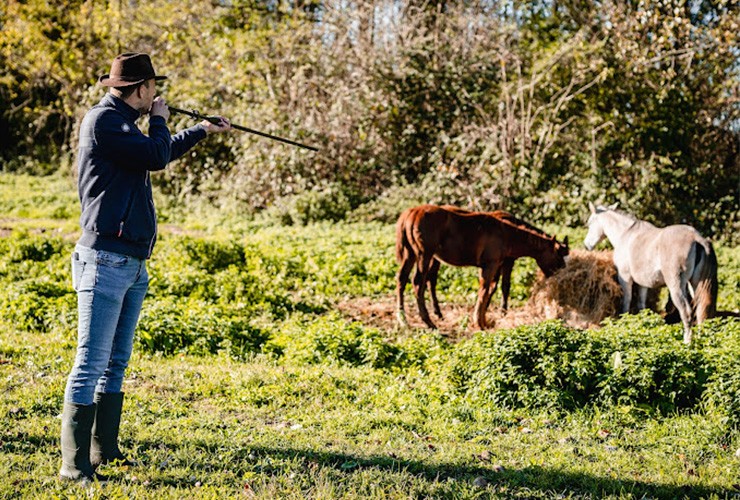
[98,52,167,87]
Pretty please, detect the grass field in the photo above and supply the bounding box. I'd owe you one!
[1,172,739,499]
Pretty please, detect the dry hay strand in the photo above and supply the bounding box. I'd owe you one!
[521,249,625,329]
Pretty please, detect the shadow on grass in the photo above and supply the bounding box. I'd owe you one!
[130,437,738,499]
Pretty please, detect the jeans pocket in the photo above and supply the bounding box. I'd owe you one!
[71,252,92,292]
[96,250,129,268]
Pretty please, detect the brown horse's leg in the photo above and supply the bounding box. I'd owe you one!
[396,254,416,327]
[663,295,680,324]
[428,259,443,318]
[499,258,515,312]
[473,264,500,330]
[413,255,436,329]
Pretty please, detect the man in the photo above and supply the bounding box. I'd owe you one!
[60,52,231,482]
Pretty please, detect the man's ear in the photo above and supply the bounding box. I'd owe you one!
[135,81,147,98]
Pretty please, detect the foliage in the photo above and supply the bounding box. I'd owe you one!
[264,313,448,372]
[447,321,607,410]
[1,225,738,425]
[444,313,740,422]
[137,297,270,358]
[698,318,740,428]
[263,182,353,226]
[263,313,400,368]
[0,183,739,497]
[1,0,737,238]
[0,171,78,222]
[3,331,739,498]
[0,231,75,335]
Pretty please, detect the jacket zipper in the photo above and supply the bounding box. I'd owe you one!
[147,199,157,258]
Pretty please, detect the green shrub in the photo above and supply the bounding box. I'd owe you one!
[178,237,246,273]
[265,183,353,226]
[389,332,450,374]
[594,313,711,412]
[447,321,605,410]
[136,297,269,357]
[444,313,740,416]
[149,266,219,301]
[264,313,401,369]
[0,281,76,334]
[698,318,740,427]
[2,232,65,263]
[149,236,300,318]
[0,233,75,334]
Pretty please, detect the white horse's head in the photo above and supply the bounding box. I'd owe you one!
[584,202,618,250]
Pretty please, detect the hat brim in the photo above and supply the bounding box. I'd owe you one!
[98,75,168,87]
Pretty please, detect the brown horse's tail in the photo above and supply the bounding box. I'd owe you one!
[693,240,718,323]
[395,209,412,264]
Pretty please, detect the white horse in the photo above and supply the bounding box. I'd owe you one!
[584,202,717,344]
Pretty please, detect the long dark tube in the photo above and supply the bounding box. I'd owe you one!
[168,105,319,152]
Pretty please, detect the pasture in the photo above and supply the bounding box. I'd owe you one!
[1,172,739,499]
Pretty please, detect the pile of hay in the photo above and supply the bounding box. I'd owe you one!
[510,249,660,329]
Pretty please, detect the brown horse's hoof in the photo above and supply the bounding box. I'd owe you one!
[423,319,438,329]
[473,320,494,331]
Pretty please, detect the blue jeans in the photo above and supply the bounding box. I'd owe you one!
[64,245,148,405]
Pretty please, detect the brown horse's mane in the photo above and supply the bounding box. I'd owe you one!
[489,215,560,253]
[490,210,553,240]
[443,206,556,244]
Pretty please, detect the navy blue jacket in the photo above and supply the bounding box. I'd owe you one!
[76,94,206,259]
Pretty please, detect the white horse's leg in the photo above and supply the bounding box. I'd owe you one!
[666,279,693,344]
[617,275,633,314]
[637,286,649,311]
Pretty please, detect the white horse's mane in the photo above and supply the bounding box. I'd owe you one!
[596,205,637,221]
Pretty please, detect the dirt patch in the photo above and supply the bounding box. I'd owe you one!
[336,249,664,337]
[336,294,542,340]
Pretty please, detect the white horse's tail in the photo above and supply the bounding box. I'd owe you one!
[693,240,718,323]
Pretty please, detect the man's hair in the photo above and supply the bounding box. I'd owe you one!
[111,80,149,99]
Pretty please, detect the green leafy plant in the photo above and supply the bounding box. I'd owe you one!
[137,297,270,357]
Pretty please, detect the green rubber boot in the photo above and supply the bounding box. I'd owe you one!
[59,402,108,483]
[90,392,136,468]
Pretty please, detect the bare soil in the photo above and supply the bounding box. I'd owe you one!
[335,294,547,341]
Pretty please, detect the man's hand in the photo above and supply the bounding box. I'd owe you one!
[150,96,170,121]
[201,117,231,134]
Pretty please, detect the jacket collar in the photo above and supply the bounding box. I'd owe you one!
[100,93,141,122]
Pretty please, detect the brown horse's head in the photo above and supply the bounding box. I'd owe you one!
[536,236,570,277]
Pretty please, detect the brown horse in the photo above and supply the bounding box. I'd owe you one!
[396,204,569,330]
[431,206,559,314]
